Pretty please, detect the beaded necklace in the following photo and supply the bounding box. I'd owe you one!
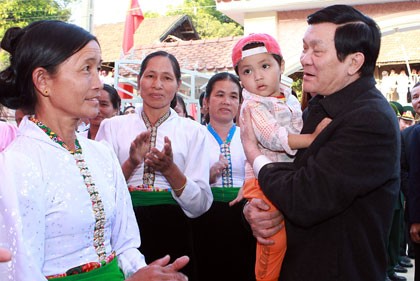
[207,123,236,187]
[141,110,170,190]
[30,117,107,262]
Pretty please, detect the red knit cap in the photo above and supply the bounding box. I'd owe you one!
[232,33,282,67]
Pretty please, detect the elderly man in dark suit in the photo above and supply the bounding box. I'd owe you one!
[240,5,400,281]
[402,82,420,281]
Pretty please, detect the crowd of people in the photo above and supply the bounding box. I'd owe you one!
[0,4,419,281]
[378,67,419,106]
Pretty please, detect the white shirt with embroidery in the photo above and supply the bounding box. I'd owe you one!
[0,116,146,280]
[207,126,246,188]
[96,107,213,218]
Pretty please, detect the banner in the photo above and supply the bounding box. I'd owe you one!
[122,0,144,55]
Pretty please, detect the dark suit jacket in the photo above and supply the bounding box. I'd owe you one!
[401,126,417,196]
[401,126,416,219]
[407,125,420,224]
[259,77,400,281]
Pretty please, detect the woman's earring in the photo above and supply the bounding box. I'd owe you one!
[41,90,49,97]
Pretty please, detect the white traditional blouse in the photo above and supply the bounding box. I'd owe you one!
[207,125,246,188]
[96,107,213,218]
[0,153,25,280]
[0,116,146,280]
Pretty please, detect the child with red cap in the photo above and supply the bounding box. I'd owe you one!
[233,33,330,281]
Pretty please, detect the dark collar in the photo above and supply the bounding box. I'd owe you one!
[315,76,377,118]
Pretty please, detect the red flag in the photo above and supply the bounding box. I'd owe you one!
[122,0,144,55]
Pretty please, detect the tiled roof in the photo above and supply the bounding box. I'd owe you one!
[131,36,241,72]
[136,15,185,45]
[94,18,420,74]
[93,15,198,62]
[93,22,125,62]
[135,15,197,45]
[377,29,420,65]
[128,29,420,73]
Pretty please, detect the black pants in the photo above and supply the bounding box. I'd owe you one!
[387,208,403,275]
[414,241,420,281]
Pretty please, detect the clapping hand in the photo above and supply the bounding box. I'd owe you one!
[209,154,228,184]
[145,136,174,176]
[128,131,151,167]
[122,131,151,180]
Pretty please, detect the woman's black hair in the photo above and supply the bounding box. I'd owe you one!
[0,20,98,113]
[175,94,188,116]
[205,72,242,100]
[138,51,181,109]
[123,105,136,114]
[204,72,242,123]
[103,84,121,112]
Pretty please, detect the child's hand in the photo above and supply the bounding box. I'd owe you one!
[229,185,244,206]
[313,117,332,138]
[240,106,261,165]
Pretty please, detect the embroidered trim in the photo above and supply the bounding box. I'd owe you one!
[207,124,236,187]
[141,110,170,189]
[30,117,107,262]
[128,184,169,192]
[45,252,116,279]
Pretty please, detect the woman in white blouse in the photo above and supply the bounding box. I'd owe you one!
[0,20,188,281]
[96,51,212,281]
[192,72,256,281]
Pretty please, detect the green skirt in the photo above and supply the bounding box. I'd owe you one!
[47,258,124,281]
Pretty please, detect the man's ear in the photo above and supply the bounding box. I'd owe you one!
[32,67,50,97]
[347,52,365,76]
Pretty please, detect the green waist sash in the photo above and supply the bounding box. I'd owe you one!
[211,187,240,202]
[47,258,124,281]
[130,190,177,207]
[129,187,241,206]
